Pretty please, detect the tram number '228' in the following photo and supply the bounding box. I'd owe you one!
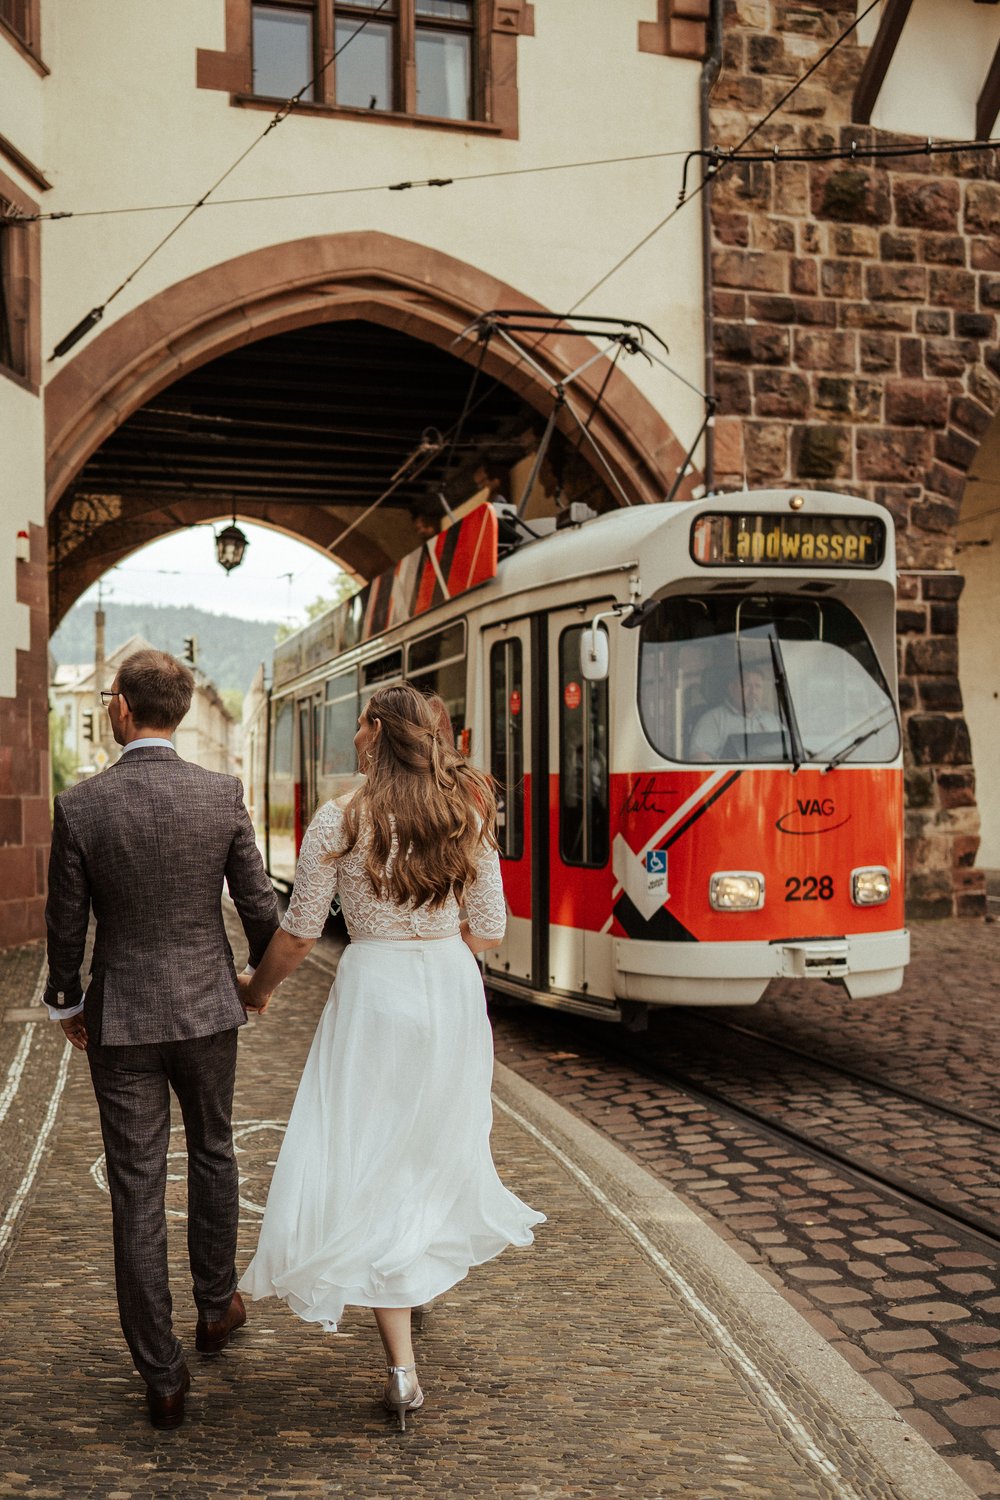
[785,876,834,901]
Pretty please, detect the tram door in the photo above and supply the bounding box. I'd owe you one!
[294,693,323,852]
[484,621,534,985]
[547,610,611,996]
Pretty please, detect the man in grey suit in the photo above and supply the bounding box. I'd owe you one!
[44,649,279,1430]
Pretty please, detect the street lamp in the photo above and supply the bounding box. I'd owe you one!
[215,521,248,573]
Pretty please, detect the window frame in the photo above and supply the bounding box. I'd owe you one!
[204,0,531,139]
[0,166,41,393]
[0,0,46,73]
[489,637,524,862]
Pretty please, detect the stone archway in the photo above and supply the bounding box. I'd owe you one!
[45,231,691,524]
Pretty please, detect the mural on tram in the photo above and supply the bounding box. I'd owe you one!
[244,490,908,1025]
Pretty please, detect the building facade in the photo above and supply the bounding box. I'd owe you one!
[50,633,236,781]
[0,0,998,944]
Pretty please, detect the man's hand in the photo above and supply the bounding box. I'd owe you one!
[238,971,271,1015]
[60,1014,88,1051]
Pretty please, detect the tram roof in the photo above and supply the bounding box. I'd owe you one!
[272,489,893,689]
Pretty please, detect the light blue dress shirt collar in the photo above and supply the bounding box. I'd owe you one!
[121,737,175,752]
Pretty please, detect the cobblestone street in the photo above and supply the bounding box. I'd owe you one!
[491,918,1000,1498]
[0,915,974,1500]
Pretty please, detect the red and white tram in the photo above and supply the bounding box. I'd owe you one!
[246,489,908,1024]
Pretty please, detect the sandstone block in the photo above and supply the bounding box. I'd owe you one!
[815,376,882,420]
[916,309,950,335]
[714,249,787,292]
[715,367,752,415]
[936,770,976,809]
[955,312,994,338]
[879,230,918,263]
[905,637,959,676]
[885,378,949,428]
[865,264,927,302]
[893,177,960,232]
[714,211,750,247]
[934,427,978,470]
[744,420,789,483]
[790,257,818,295]
[856,428,931,482]
[920,678,963,712]
[841,301,913,331]
[792,423,850,480]
[924,336,976,377]
[907,714,972,767]
[950,395,994,438]
[970,237,1000,271]
[921,233,967,267]
[979,275,1000,310]
[929,267,976,310]
[964,181,1000,236]
[753,369,810,418]
[716,321,790,364]
[813,167,891,225]
[820,259,862,299]
[830,224,878,258]
[793,329,856,371]
[859,333,897,373]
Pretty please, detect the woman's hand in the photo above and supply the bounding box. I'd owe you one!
[460,920,500,957]
[238,971,273,1014]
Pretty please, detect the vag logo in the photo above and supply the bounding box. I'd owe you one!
[776,798,850,835]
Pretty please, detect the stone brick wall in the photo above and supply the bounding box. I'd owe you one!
[0,523,51,948]
[709,0,1000,917]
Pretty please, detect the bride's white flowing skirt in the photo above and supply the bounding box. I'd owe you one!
[239,935,545,1329]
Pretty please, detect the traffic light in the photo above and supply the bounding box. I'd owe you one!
[82,709,94,742]
[183,635,197,665]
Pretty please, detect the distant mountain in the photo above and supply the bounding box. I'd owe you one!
[50,602,281,696]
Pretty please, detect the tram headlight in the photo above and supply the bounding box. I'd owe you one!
[709,872,765,911]
[851,866,891,906]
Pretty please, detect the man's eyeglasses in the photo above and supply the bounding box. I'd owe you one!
[99,690,121,706]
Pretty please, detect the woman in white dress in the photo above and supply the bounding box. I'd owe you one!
[238,683,545,1430]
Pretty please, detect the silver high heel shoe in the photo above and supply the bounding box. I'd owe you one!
[384,1363,424,1432]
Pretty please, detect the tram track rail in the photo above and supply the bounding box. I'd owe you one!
[675,1010,1000,1138]
[591,1027,1000,1254]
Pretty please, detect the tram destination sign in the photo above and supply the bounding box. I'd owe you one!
[691,512,886,569]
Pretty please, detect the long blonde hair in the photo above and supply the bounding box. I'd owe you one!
[334,683,498,908]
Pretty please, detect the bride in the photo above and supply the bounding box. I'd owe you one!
[238,683,545,1430]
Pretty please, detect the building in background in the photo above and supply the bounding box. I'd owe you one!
[50,634,236,781]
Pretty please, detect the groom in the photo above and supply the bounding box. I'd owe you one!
[44,648,279,1429]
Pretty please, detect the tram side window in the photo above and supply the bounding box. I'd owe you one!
[406,622,467,743]
[489,640,523,861]
[559,626,609,869]
[271,699,294,777]
[322,670,359,776]
[360,648,403,709]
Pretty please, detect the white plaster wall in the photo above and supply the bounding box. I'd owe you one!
[0,29,47,701]
[959,419,1000,870]
[39,0,707,466]
[867,0,1000,140]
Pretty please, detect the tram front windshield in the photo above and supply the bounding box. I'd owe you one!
[638,593,900,767]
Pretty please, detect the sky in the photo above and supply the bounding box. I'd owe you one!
[74,522,349,625]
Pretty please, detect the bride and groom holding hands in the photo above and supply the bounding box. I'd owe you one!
[44,648,543,1431]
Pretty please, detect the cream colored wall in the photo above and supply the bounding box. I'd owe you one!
[40,0,707,473]
[865,0,1000,140]
[0,32,47,700]
[959,417,1000,870]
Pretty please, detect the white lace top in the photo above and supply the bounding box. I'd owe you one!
[281,799,507,943]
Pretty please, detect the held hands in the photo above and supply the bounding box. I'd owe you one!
[238,970,273,1015]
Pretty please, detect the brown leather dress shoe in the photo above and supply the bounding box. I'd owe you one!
[147,1365,191,1430]
[195,1290,247,1354]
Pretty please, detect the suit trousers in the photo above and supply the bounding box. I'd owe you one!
[87,1028,240,1393]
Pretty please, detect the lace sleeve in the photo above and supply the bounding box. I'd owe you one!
[464,841,507,943]
[281,802,344,939]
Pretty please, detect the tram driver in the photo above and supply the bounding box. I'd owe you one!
[690,659,782,762]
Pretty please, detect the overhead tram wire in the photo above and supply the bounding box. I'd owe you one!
[16,136,998,231]
[45,0,392,362]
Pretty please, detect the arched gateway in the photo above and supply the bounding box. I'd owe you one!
[0,233,692,947]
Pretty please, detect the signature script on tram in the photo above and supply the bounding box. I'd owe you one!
[619,776,677,817]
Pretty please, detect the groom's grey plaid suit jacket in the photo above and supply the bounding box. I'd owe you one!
[45,746,278,1046]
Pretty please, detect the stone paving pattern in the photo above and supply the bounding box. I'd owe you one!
[0,928,893,1500]
[490,918,1000,1498]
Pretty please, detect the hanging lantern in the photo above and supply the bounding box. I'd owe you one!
[215,522,248,573]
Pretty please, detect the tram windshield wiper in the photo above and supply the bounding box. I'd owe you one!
[766,634,805,773]
[823,711,898,773]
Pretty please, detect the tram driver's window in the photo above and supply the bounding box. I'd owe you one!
[489,639,523,861]
[559,626,609,869]
[407,621,467,743]
[271,699,294,777]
